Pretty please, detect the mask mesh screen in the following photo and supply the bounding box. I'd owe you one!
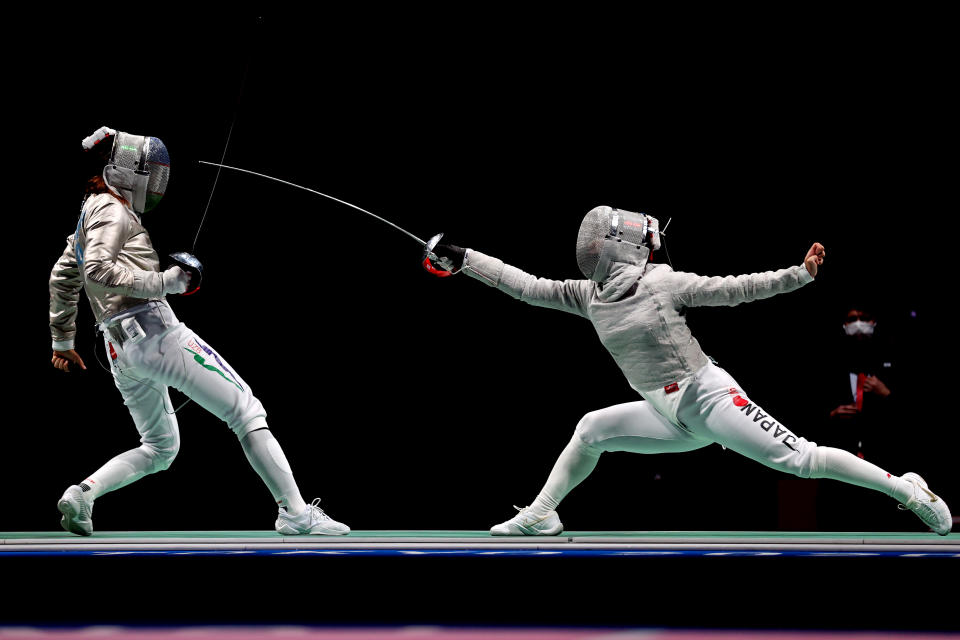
[576,208,609,278]
[112,133,144,171]
[145,137,170,199]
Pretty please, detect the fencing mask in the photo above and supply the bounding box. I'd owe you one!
[102,131,170,214]
[576,206,661,282]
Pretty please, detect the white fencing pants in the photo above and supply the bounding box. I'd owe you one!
[108,312,266,439]
[531,362,906,516]
[82,303,267,502]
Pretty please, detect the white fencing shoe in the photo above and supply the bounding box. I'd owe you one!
[490,505,564,536]
[899,472,952,536]
[58,485,93,537]
[275,498,350,535]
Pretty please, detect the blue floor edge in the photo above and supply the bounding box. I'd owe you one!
[2,548,959,557]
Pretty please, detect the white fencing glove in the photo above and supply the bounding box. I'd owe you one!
[161,266,191,295]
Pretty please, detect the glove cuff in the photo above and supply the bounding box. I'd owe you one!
[52,339,75,352]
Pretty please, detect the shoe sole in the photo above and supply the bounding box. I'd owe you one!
[491,523,564,536]
[58,498,92,536]
[308,529,350,536]
[277,529,350,536]
[275,523,350,536]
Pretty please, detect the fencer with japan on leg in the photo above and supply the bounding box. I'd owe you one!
[428,206,951,536]
[49,126,349,536]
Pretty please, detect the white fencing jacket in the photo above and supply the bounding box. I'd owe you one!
[49,193,169,351]
[463,250,814,395]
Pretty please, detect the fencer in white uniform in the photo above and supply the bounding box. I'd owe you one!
[49,126,349,536]
[429,206,951,536]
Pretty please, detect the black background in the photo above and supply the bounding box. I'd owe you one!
[4,11,953,537]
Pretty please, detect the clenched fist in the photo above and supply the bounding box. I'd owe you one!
[804,243,826,277]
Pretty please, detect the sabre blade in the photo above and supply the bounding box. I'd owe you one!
[198,161,428,246]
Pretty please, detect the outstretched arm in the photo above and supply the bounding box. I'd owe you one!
[671,243,825,308]
[445,246,593,317]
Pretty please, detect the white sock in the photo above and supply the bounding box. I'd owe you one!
[81,445,171,502]
[814,446,911,503]
[240,427,307,515]
[529,434,602,517]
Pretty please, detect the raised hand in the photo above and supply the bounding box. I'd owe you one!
[804,243,826,277]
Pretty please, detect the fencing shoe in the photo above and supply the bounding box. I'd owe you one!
[899,472,952,536]
[275,498,350,535]
[490,505,564,536]
[58,485,93,536]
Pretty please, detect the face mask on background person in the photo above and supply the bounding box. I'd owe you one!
[843,320,876,337]
[843,308,876,338]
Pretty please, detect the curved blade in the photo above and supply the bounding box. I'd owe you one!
[199,161,428,246]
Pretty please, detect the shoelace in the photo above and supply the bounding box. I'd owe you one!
[511,505,539,524]
[898,501,939,532]
[306,498,332,523]
[69,490,92,520]
[896,483,938,523]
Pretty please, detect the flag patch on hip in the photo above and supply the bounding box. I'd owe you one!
[184,337,243,391]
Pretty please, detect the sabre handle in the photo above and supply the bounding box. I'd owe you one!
[422,232,466,277]
[422,256,455,277]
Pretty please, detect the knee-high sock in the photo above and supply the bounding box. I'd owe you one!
[530,434,602,517]
[82,446,170,502]
[813,446,911,502]
[240,427,307,515]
